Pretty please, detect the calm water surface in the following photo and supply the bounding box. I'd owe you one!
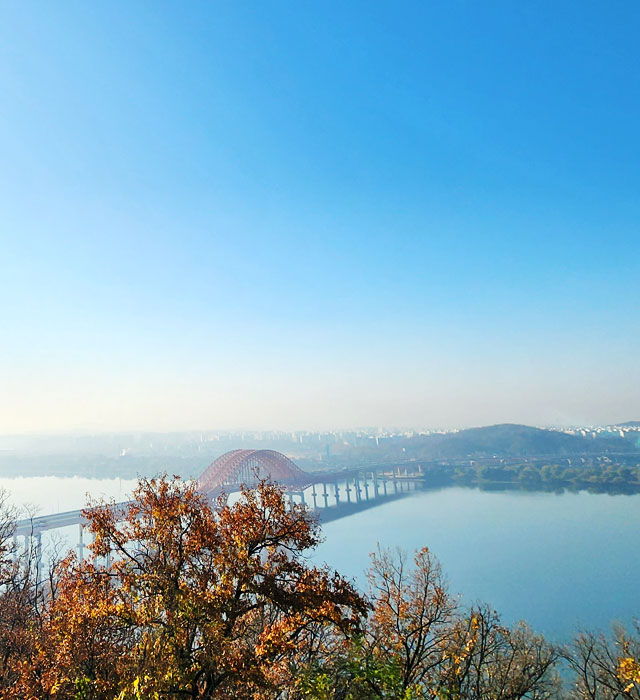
[315,486,640,641]
[1,477,637,642]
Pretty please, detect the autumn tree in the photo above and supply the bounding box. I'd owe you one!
[13,476,368,700]
[297,547,560,700]
[361,548,558,699]
[0,489,24,694]
[293,547,457,699]
[565,624,640,699]
[0,489,59,696]
[359,546,458,697]
[437,604,560,700]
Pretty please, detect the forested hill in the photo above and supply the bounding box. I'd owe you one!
[421,423,631,458]
[326,424,635,466]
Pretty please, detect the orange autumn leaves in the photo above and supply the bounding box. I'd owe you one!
[6,477,367,699]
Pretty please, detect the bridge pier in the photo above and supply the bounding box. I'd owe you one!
[311,484,318,509]
[32,532,42,583]
[21,533,40,577]
[285,491,307,509]
[77,523,85,561]
[38,533,42,583]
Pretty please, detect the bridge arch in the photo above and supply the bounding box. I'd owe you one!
[197,449,307,495]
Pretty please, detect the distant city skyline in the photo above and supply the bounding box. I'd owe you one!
[1,2,639,433]
[3,424,631,439]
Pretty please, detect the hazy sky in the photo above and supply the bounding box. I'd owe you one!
[1,2,639,433]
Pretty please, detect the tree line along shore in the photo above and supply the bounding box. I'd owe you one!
[416,459,640,494]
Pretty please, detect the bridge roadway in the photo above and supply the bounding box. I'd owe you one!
[14,460,425,538]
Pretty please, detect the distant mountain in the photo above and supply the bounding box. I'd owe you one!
[414,423,632,459]
[620,420,640,427]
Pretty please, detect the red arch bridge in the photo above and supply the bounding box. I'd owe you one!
[196,448,422,505]
[15,450,425,567]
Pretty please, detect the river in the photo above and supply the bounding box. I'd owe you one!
[1,476,637,642]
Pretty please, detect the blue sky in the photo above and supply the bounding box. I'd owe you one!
[1,2,638,431]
